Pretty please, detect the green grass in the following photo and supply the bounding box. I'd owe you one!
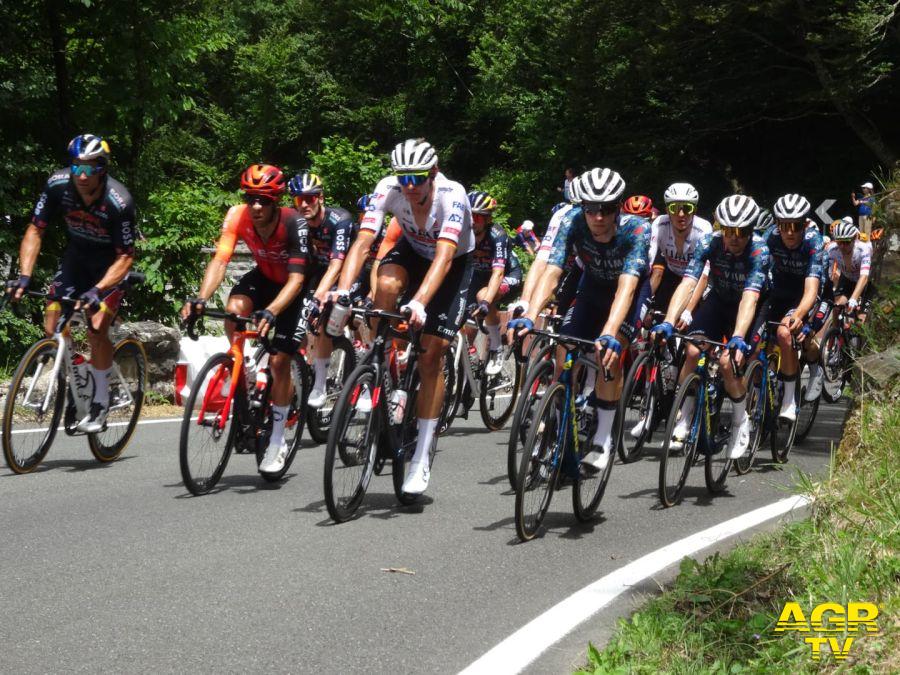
[577,382,900,674]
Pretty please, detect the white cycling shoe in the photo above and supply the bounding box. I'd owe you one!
[401,461,430,495]
[485,350,504,376]
[76,402,108,433]
[630,414,651,439]
[805,369,824,401]
[778,403,797,423]
[259,440,288,473]
[356,388,373,414]
[581,443,611,473]
[727,415,751,459]
[308,387,327,409]
[671,418,690,445]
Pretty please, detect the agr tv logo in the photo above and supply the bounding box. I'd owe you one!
[774,601,880,660]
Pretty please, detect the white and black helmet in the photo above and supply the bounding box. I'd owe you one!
[664,182,699,204]
[773,193,811,220]
[568,174,583,203]
[831,220,859,241]
[390,138,438,172]
[578,168,626,203]
[67,134,110,163]
[715,195,761,229]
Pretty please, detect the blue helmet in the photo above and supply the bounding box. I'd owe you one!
[68,134,110,165]
[356,194,374,211]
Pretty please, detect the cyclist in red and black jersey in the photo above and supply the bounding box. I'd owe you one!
[8,134,136,433]
[180,164,309,474]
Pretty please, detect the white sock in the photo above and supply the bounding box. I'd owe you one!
[731,396,747,426]
[487,323,502,351]
[581,368,597,398]
[591,405,616,450]
[91,365,111,406]
[270,404,289,447]
[781,378,797,411]
[678,396,696,427]
[413,418,438,465]
[313,358,329,391]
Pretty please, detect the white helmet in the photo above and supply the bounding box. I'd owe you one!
[521,219,534,231]
[715,195,760,229]
[832,220,859,241]
[861,182,874,190]
[67,133,110,163]
[664,182,699,204]
[578,168,626,203]
[568,175,583,203]
[773,193,811,220]
[390,139,437,172]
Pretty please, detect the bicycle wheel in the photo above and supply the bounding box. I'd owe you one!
[506,357,554,490]
[2,338,66,474]
[179,353,240,495]
[479,344,522,430]
[391,374,427,506]
[616,351,660,463]
[572,415,614,522]
[259,354,309,482]
[307,336,356,444]
[704,384,733,493]
[515,382,565,541]
[658,372,701,508]
[794,361,820,443]
[323,364,380,522]
[735,360,764,475]
[770,371,797,464]
[437,347,459,434]
[820,327,847,404]
[87,338,146,462]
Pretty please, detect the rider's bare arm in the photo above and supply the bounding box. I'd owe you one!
[524,264,563,323]
[338,231,375,292]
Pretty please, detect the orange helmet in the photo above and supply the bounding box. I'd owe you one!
[240,164,286,198]
[623,195,653,217]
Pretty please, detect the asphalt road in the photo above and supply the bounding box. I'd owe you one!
[1,398,848,674]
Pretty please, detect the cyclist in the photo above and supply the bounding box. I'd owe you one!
[827,220,873,323]
[288,172,354,408]
[754,208,775,239]
[652,195,770,460]
[332,138,474,495]
[466,190,514,375]
[180,164,308,474]
[513,219,539,255]
[759,193,824,421]
[7,134,136,433]
[510,167,651,472]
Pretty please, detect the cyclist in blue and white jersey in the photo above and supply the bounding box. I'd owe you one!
[652,195,770,459]
[333,139,474,495]
[510,168,651,472]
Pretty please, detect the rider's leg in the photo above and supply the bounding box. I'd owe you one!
[776,322,799,417]
[309,332,333,408]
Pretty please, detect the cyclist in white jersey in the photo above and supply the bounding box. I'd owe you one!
[332,139,474,495]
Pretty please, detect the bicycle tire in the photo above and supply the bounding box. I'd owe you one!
[794,362,820,443]
[438,347,459,435]
[391,373,426,506]
[307,336,356,444]
[2,338,66,474]
[658,372,701,508]
[819,327,846,404]
[515,382,566,541]
[179,352,240,495]
[323,363,380,522]
[616,350,660,463]
[769,372,797,464]
[704,382,733,493]
[479,346,522,431]
[259,354,309,482]
[735,360,763,475]
[88,338,146,462]
[572,414,615,522]
[506,357,554,490]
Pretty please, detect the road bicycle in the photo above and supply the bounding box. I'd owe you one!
[820,304,866,403]
[303,327,356,445]
[514,330,613,542]
[178,310,308,495]
[2,276,146,474]
[323,306,429,522]
[657,334,739,508]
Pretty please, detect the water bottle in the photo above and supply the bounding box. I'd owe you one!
[326,295,352,338]
[71,353,89,392]
[389,389,408,425]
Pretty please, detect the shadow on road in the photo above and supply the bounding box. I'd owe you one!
[2,454,136,475]
[162,471,297,498]
[295,491,435,525]
[473,509,609,543]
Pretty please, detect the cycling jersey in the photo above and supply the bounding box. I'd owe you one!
[361,172,474,259]
[536,204,576,262]
[214,205,309,285]
[765,227,824,299]
[826,239,872,282]
[32,169,136,266]
[513,226,538,251]
[547,208,650,285]
[471,225,509,276]
[308,206,353,270]
[648,215,712,277]
[684,233,769,302]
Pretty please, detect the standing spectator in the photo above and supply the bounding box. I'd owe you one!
[559,167,576,201]
[852,182,876,237]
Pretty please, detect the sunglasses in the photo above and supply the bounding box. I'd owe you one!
[396,172,430,187]
[243,194,277,207]
[71,163,105,177]
[722,226,751,238]
[777,219,804,233]
[836,239,854,246]
[293,194,320,207]
[667,202,696,216]
[582,201,619,216]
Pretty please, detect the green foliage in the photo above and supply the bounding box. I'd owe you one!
[308,135,390,210]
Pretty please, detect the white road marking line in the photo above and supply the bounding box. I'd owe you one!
[460,494,811,675]
[9,416,187,435]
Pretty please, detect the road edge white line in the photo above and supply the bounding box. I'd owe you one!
[10,415,187,435]
[459,494,811,675]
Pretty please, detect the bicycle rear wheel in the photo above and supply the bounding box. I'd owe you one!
[704,384,733,493]
[616,351,660,463]
[307,336,356,444]
[820,327,847,403]
[2,338,66,474]
[506,357,554,490]
[88,338,146,462]
[479,344,522,430]
[391,373,427,506]
[515,382,565,541]
[323,364,380,522]
[437,348,459,434]
[735,360,764,475]
[658,373,701,508]
[179,353,240,495]
[770,374,797,464]
[794,362,820,443]
[259,354,309,482]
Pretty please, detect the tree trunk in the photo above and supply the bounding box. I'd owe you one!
[45,0,70,142]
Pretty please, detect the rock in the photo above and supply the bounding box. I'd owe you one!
[856,346,900,388]
[111,321,181,394]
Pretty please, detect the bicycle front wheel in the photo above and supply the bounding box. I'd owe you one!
[2,338,66,474]
[323,363,380,522]
[259,354,309,482]
[820,327,847,403]
[179,353,240,495]
[391,374,427,506]
[658,373,701,508]
[735,360,763,475]
[479,344,522,430]
[88,338,146,462]
[794,361,820,443]
[515,382,566,541]
[704,385,733,494]
[506,357,554,490]
[616,351,659,463]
